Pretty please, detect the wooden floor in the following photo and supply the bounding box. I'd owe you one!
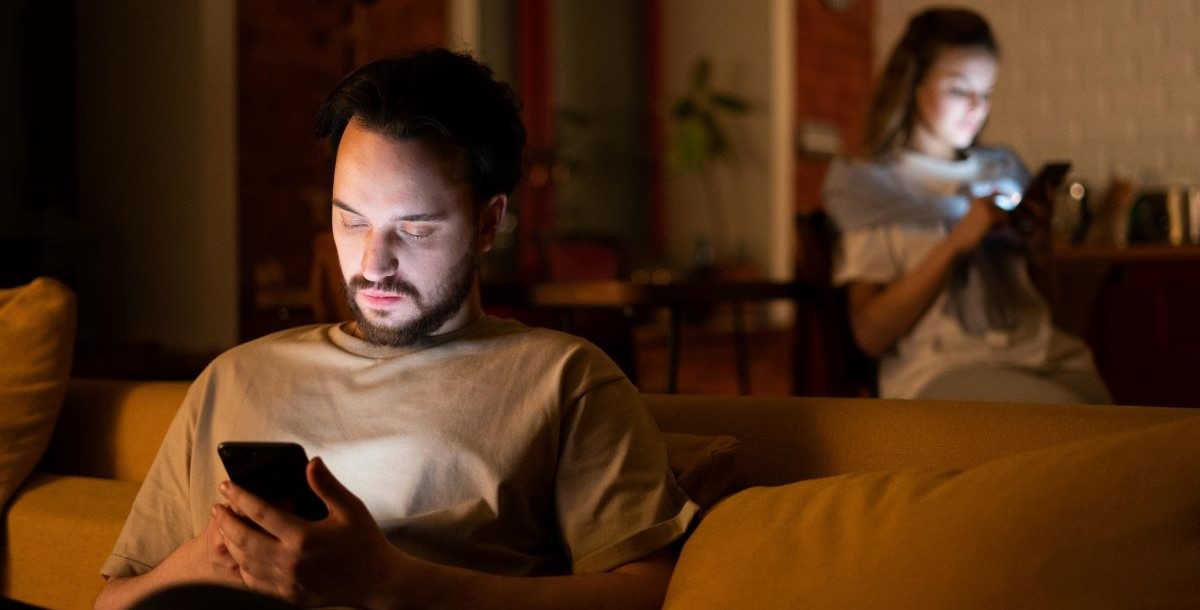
[632,325,795,396]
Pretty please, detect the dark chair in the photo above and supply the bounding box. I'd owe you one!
[309,231,353,323]
[539,234,640,384]
[794,210,877,397]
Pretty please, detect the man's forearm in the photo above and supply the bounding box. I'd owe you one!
[96,574,165,610]
[371,549,676,610]
[95,534,243,610]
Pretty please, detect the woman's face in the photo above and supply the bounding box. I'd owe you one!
[910,46,997,157]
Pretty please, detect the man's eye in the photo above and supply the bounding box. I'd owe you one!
[400,225,434,239]
[340,219,368,231]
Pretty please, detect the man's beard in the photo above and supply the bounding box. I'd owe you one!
[344,248,478,347]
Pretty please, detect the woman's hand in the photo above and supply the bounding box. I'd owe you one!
[847,195,1009,356]
[947,196,1008,254]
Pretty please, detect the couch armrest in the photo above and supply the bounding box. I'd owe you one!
[39,379,190,482]
[645,393,1198,489]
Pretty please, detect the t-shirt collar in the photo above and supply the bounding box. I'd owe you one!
[327,314,493,359]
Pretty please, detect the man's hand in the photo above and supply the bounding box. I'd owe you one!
[94,515,244,610]
[214,457,679,610]
[195,510,246,583]
[213,457,409,607]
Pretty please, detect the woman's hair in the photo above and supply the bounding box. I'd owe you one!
[862,8,998,157]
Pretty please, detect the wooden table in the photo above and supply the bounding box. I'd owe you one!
[1052,243,1200,265]
[523,279,814,394]
[1049,243,1200,407]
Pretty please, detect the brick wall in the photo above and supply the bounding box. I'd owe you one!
[792,0,874,395]
[877,0,1200,187]
[237,0,444,340]
[794,0,874,211]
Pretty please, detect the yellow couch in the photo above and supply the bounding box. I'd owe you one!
[4,379,1198,609]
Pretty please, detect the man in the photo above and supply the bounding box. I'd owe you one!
[96,49,697,609]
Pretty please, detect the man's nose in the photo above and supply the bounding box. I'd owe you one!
[360,229,399,282]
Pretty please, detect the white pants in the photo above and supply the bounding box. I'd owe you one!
[914,365,1112,405]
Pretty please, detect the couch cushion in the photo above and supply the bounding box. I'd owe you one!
[664,415,1200,609]
[0,278,77,506]
[662,433,737,510]
[3,473,141,609]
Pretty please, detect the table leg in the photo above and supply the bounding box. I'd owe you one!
[668,306,681,394]
[733,300,750,395]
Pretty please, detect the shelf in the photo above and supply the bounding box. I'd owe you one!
[1052,243,1200,265]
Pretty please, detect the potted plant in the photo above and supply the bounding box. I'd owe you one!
[667,56,750,275]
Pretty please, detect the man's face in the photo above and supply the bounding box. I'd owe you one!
[331,121,503,346]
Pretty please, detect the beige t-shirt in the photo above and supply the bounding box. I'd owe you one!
[832,151,1097,399]
[103,316,698,578]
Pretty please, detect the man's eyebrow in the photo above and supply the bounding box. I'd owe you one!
[331,199,449,222]
[332,199,360,215]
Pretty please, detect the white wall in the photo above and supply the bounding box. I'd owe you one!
[447,0,481,53]
[877,0,1200,187]
[661,0,794,283]
[75,0,237,353]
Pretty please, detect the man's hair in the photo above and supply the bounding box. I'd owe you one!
[862,8,998,157]
[315,48,527,202]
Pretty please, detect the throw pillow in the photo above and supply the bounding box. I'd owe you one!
[662,433,738,510]
[0,277,77,506]
[664,416,1200,609]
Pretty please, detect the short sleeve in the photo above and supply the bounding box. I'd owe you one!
[833,226,901,287]
[554,377,699,574]
[100,374,205,578]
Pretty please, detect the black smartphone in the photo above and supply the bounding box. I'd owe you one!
[217,441,329,521]
[1009,161,1071,232]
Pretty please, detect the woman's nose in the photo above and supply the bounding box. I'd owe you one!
[968,92,989,111]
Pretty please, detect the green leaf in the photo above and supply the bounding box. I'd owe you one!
[672,99,697,119]
[670,117,712,172]
[711,93,749,113]
[690,57,712,90]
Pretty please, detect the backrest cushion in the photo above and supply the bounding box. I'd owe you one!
[664,415,1200,609]
[0,278,77,506]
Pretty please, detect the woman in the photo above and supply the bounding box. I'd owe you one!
[822,8,1110,404]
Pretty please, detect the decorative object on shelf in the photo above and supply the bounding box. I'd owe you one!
[1085,173,1136,248]
[1052,180,1091,245]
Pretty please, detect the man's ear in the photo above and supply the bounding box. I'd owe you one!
[477,194,508,253]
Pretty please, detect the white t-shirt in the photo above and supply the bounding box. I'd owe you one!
[103,316,698,578]
[831,151,1097,399]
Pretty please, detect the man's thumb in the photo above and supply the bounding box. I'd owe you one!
[307,457,356,515]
